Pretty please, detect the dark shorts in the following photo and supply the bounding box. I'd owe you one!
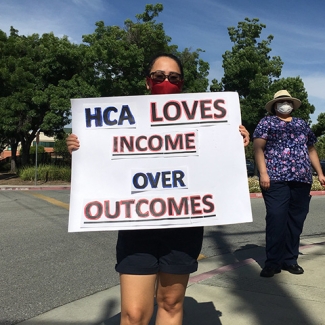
[115,227,204,275]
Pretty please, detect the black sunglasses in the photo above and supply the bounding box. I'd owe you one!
[149,70,182,84]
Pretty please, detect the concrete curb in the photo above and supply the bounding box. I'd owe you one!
[1,185,325,198]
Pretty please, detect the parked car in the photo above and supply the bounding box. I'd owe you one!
[246,159,255,177]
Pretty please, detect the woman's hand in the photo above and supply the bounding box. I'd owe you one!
[318,174,325,187]
[66,134,80,154]
[239,125,250,147]
[259,172,270,190]
[308,146,325,187]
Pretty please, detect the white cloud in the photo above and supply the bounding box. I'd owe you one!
[299,73,325,123]
[71,0,105,11]
[302,74,325,100]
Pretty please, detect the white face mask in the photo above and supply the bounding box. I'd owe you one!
[276,101,293,114]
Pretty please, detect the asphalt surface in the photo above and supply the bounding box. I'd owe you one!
[1,186,325,325]
[0,188,119,325]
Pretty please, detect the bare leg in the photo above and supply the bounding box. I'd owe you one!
[155,272,189,325]
[120,273,157,325]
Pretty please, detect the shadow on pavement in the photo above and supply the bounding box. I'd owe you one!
[98,296,222,325]
[183,297,222,325]
[207,228,318,325]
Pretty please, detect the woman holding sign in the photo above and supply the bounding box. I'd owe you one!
[67,53,250,325]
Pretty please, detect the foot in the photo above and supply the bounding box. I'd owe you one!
[260,266,281,278]
[282,264,304,274]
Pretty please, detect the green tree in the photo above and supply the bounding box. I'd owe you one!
[210,79,223,92]
[214,18,283,135]
[0,4,209,172]
[179,48,210,93]
[221,18,283,96]
[0,27,98,171]
[0,136,9,153]
[213,17,315,136]
[29,145,45,154]
[81,4,210,97]
[312,113,325,137]
[54,134,69,154]
[81,4,171,97]
[314,135,325,160]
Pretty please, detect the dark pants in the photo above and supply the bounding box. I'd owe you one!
[261,181,311,269]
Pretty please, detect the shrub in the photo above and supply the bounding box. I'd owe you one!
[248,176,324,193]
[311,176,325,191]
[19,164,71,182]
[29,146,45,154]
[248,177,261,193]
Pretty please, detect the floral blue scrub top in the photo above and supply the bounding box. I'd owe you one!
[253,116,317,184]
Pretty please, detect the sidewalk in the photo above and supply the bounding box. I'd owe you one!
[18,236,325,325]
[4,184,324,325]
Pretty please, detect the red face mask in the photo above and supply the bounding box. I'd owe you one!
[147,78,183,95]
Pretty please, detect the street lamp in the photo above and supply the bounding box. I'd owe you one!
[34,129,40,186]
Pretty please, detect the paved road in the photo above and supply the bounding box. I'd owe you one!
[0,190,324,325]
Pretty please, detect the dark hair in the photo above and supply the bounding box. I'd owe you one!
[146,53,184,78]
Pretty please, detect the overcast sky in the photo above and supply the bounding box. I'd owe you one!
[1,0,324,124]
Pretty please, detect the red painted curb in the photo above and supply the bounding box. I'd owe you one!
[0,186,71,191]
[309,190,325,196]
[250,190,325,198]
[250,193,263,198]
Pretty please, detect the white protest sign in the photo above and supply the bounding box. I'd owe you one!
[68,92,252,232]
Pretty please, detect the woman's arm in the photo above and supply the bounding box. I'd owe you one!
[308,145,325,186]
[253,138,270,190]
